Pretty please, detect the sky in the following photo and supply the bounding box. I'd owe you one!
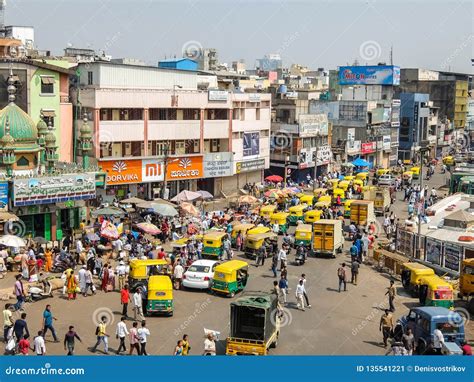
[6,0,473,73]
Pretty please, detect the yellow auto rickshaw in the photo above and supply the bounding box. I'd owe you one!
[353,179,364,188]
[211,260,249,297]
[344,175,355,182]
[313,188,328,198]
[146,275,173,316]
[418,275,454,309]
[202,231,227,258]
[327,178,339,189]
[231,223,255,246]
[362,185,376,192]
[243,232,277,258]
[294,224,312,247]
[315,200,331,210]
[270,212,289,234]
[401,262,435,296]
[128,259,170,291]
[304,209,322,223]
[344,199,354,218]
[260,204,277,219]
[376,168,390,178]
[443,156,455,166]
[318,195,332,204]
[247,226,271,236]
[356,172,369,182]
[299,194,315,206]
[411,166,420,179]
[338,180,350,191]
[288,205,306,225]
[332,188,345,204]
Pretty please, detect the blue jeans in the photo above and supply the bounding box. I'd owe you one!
[43,324,58,341]
[14,296,24,311]
[92,336,108,353]
[271,264,277,277]
[338,278,347,292]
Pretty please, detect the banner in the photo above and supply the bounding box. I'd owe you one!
[0,181,8,211]
[443,243,463,273]
[425,238,443,266]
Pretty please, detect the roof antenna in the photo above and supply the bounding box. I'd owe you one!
[389,45,393,65]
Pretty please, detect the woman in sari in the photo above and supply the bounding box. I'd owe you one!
[44,249,53,272]
[66,270,77,300]
[101,263,109,292]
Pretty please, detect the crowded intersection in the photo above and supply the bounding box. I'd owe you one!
[0,157,472,356]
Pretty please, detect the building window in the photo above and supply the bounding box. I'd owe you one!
[156,142,168,156]
[210,139,220,152]
[87,71,93,85]
[233,109,240,120]
[183,109,200,120]
[256,108,260,120]
[100,109,113,121]
[17,156,29,167]
[207,109,228,120]
[40,76,55,94]
[122,142,132,156]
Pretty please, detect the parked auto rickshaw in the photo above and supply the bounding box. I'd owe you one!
[247,226,270,236]
[344,200,354,218]
[146,275,173,316]
[353,179,364,188]
[299,194,315,206]
[332,188,345,204]
[260,204,277,219]
[128,259,170,291]
[459,258,474,314]
[244,232,277,258]
[418,275,454,309]
[318,195,332,204]
[401,262,435,296]
[231,223,255,246]
[338,180,350,191]
[356,172,369,183]
[211,260,249,297]
[202,231,227,258]
[403,171,413,186]
[443,156,455,166]
[376,168,390,178]
[294,224,313,247]
[344,175,355,182]
[327,178,339,189]
[288,205,306,225]
[411,166,421,179]
[313,188,328,198]
[270,212,289,234]
[315,200,331,210]
[304,209,322,223]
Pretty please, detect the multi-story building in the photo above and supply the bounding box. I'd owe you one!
[196,48,219,71]
[255,54,282,72]
[72,61,271,200]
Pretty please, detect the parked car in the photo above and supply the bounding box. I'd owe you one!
[377,174,396,186]
[182,260,219,289]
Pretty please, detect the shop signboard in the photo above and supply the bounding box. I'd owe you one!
[443,243,463,273]
[203,152,233,178]
[100,159,164,185]
[361,142,376,154]
[425,238,443,266]
[13,174,96,206]
[346,140,361,155]
[235,158,265,174]
[166,156,203,180]
[208,90,228,101]
[0,182,8,211]
[142,159,165,183]
[242,132,260,157]
[298,114,329,137]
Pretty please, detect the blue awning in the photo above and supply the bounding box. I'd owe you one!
[352,158,371,167]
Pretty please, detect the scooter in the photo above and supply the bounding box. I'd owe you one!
[25,280,53,302]
[295,246,307,266]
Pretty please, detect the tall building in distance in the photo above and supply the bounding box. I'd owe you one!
[196,48,219,71]
[256,53,283,71]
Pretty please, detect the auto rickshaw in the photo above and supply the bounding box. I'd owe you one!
[211,260,249,297]
[260,205,277,219]
[403,171,413,186]
[243,232,277,258]
[411,166,420,179]
[356,172,369,183]
[270,212,289,234]
[338,180,350,191]
[344,199,353,218]
[231,223,255,246]
[128,259,170,291]
[146,275,174,316]
[376,168,390,178]
[401,262,435,296]
[318,195,332,204]
[418,275,454,309]
[294,224,312,247]
[202,231,227,258]
[304,209,322,223]
[443,156,455,166]
[327,178,339,189]
[313,188,328,198]
[288,205,306,225]
[353,179,364,188]
[344,175,355,182]
[299,194,315,206]
[315,200,331,210]
[247,226,271,235]
[332,188,345,204]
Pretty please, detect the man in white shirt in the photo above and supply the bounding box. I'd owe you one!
[433,328,445,355]
[173,263,184,290]
[78,265,87,295]
[76,239,84,256]
[116,261,127,291]
[295,279,305,311]
[34,330,46,355]
[277,246,287,270]
[115,316,129,354]
[137,321,150,355]
[133,289,144,321]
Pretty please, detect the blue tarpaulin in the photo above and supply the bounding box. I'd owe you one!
[352,158,371,167]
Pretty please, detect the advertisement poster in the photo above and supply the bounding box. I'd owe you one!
[425,238,443,266]
[0,181,8,211]
[443,242,463,273]
[243,132,260,157]
[339,65,401,85]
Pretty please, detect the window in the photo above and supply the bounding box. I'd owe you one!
[183,109,200,120]
[17,156,29,167]
[210,139,220,153]
[256,108,260,120]
[156,142,167,156]
[87,71,93,85]
[185,139,199,154]
[175,141,185,155]
[233,109,240,120]
[122,142,132,156]
[40,76,55,94]
[131,142,141,156]
[100,109,113,121]
[207,109,228,120]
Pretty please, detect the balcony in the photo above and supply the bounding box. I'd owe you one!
[148,120,200,140]
[99,120,145,142]
[204,120,229,139]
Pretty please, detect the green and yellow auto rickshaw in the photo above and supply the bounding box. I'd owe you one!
[211,260,249,297]
[288,205,306,225]
[146,275,174,316]
[244,232,277,258]
[269,212,289,234]
[304,209,322,224]
[294,224,312,248]
[202,231,227,258]
[231,223,255,246]
[418,275,454,309]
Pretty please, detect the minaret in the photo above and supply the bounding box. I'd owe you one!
[79,112,92,170]
[0,117,16,177]
[44,120,58,173]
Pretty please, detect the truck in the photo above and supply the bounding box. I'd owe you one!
[459,258,474,314]
[312,219,343,258]
[364,187,390,215]
[349,200,376,228]
[226,292,280,355]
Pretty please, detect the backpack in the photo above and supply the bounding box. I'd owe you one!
[337,267,345,279]
[95,326,100,336]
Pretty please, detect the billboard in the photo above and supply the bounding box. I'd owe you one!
[100,159,164,185]
[204,152,233,178]
[242,132,260,157]
[0,182,8,211]
[166,156,203,180]
[298,114,328,137]
[339,65,400,85]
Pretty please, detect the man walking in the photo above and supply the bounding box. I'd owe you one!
[278,275,288,305]
[133,288,144,321]
[402,328,415,355]
[13,274,26,311]
[116,261,127,291]
[379,309,394,348]
[137,320,150,356]
[173,262,184,290]
[278,245,288,270]
[120,284,131,318]
[337,263,347,292]
[386,280,396,312]
[255,245,266,267]
[42,304,59,342]
[78,265,87,295]
[299,274,311,308]
[116,316,129,354]
[64,325,82,355]
[83,266,95,296]
[351,259,360,285]
[92,316,109,354]
[129,321,140,355]
[271,252,278,277]
[33,330,46,355]
[13,312,29,342]
[3,303,13,343]
[295,279,306,311]
[223,236,232,261]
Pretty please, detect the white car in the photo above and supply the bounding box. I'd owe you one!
[378,174,395,186]
[182,260,219,289]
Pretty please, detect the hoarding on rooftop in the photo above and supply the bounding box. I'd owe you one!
[339,65,400,85]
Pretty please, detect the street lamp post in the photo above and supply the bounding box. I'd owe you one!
[284,155,290,185]
[313,133,320,192]
[416,143,431,259]
[162,142,170,199]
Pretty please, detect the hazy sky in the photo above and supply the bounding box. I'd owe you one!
[6,0,473,72]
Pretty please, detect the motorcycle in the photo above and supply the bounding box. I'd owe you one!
[295,246,307,266]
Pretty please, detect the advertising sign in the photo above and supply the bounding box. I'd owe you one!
[339,65,401,85]
[235,158,265,174]
[444,243,463,273]
[425,238,443,266]
[298,114,328,137]
[315,145,332,165]
[346,140,361,155]
[101,159,164,185]
[13,175,96,206]
[208,90,228,101]
[142,159,165,183]
[0,182,8,211]
[166,156,203,180]
[382,135,391,150]
[204,152,233,178]
[242,132,260,157]
[361,142,376,154]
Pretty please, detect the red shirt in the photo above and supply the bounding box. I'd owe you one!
[18,339,29,355]
[462,344,472,355]
[120,289,129,304]
[158,250,166,259]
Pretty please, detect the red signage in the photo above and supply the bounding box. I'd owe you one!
[361,142,376,154]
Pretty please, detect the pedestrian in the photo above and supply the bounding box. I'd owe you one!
[78,265,87,295]
[379,309,394,348]
[33,330,46,355]
[337,263,347,292]
[432,327,444,355]
[182,334,191,355]
[13,274,26,311]
[66,270,78,300]
[271,252,278,277]
[174,340,184,355]
[255,245,266,267]
[272,280,280,297]
[133,288,144,321]
[299,274,311,308]
[402,328,415,355]
[295,279,305,311]
[461,340,472,356]
[278,275,288,304]
[361,233,369,263]
[3,303,13,343]
[13,312,29,342]
[116,316,129,354]
[351,259,360,285]
[18,334,30,355]
[385,341,407,355]
[173,262,184,290]
[116,261,127,291]
[223,236,232,261]
[92,315,109,354]
[64,325,82,355]
[140,284,148,316]
[203,333,216,355]
[278,245,287,270]
[385,280,396,312]
[120,284,131,318]
[42,304,59,342]
[83,266,95,296]
[129,321,140,355]
[137,320,150,356]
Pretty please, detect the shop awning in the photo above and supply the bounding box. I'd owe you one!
[352,158,371,167]
[40,76,55,85]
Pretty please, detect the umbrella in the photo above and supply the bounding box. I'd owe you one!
[120,197,145,204]
[100,221,119,240]
[171,190,202,203]
[148,203,179,217]
[284,187,301,194]
[153,198,176,207]
[91,207,125,218]
[136,222,161,235]
[0,235,26,247]
[239,195,258,204]
[264,189,284,198]
[86,233,100,242]
[197,190,213,200]
[352,157,371,167]
[33,237,48,244]
[0,212,19,222]
[181,202,200,216]
[265,175,283,183]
